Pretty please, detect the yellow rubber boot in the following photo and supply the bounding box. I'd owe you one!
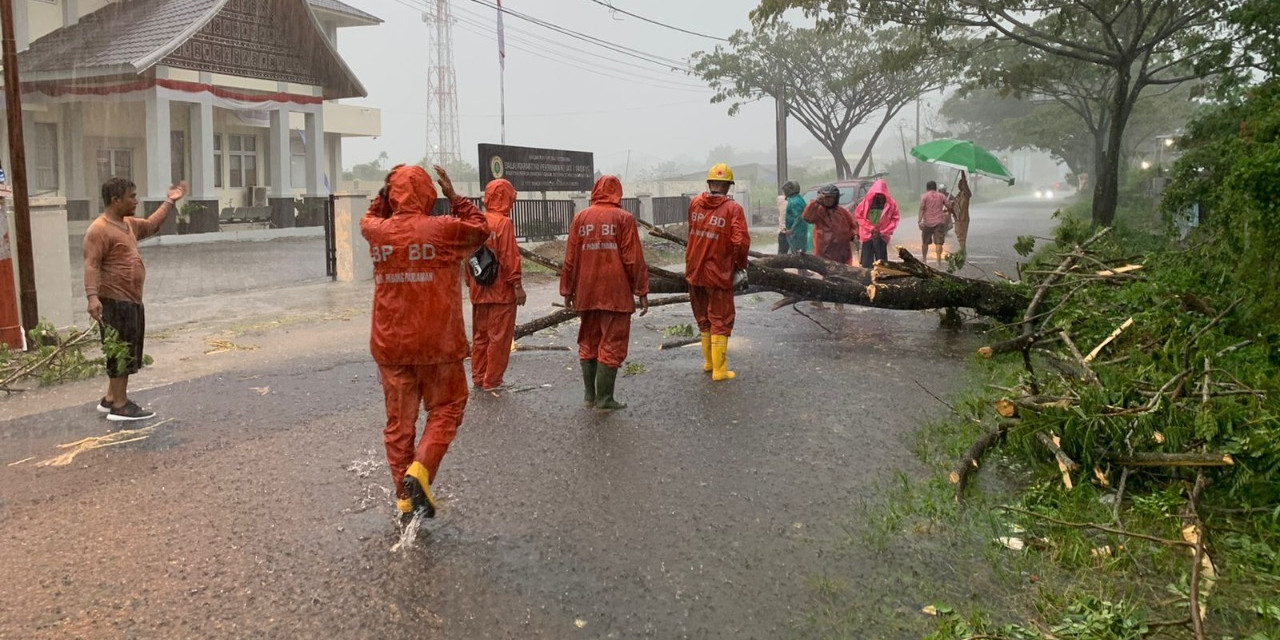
[402,461,438,518]
[711,334,736,381]
[700,331,713,372]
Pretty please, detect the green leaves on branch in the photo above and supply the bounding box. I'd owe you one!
[0,322,138,391]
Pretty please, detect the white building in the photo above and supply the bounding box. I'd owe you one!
[8,0,382,230]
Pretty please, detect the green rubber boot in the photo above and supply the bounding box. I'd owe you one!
[594,365,627,411]
[580,359,598,407]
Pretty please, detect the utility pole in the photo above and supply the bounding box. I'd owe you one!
[1,0,38,337]
[774,86,788,194]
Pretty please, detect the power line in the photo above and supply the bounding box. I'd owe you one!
[380,98,709,119]
[448,5,706,89]
[460,0,688,69]
[452,2,694,80]
[584,0,729,42]
[448,17,708,93]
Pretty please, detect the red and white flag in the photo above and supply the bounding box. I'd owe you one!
[497,0,506,70]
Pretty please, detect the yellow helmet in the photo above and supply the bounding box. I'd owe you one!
[706,163,735,184]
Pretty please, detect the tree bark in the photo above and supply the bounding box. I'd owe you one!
[825,141,854,180]
[1092,70,1137,227]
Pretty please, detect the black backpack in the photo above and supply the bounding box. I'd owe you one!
[469,245,499,285]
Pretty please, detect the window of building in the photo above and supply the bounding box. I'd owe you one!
[33,123,59,192]
[214,134,223,188]
[227,134,258,189]
[96,148,133,185]
[290,130,307,187]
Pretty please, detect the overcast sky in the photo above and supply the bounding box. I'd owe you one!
[333,0,815,176]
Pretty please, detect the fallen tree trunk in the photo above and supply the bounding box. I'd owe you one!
[515,226,1030,343]
[513,295,692,341]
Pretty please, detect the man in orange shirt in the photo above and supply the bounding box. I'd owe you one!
[560,175,649,411]
[467,178,526,391]
[685,163,751,381]
[83,177,187,422]
[361,164,489,523]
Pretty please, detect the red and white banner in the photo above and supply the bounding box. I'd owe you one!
[21,78,323,112]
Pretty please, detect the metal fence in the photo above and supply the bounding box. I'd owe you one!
[430,198,578,240]
[621,197,641,217]
[651,196,689,226]
[323,195,337,279]
[511,200,577,240]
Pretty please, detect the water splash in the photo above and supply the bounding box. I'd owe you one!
[390,512,424,552]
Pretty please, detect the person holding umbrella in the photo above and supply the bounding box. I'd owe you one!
[909,139,1015,255]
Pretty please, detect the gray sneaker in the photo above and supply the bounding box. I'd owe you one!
[96,397,112,414]
[107,400,156,422]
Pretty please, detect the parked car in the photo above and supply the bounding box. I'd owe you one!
[801,175,884,207]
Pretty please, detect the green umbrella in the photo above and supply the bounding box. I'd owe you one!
[909,139,1016,185]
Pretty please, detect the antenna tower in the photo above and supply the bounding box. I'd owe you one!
[422,0,461,164]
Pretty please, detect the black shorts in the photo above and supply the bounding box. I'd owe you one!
[99,297,145,377]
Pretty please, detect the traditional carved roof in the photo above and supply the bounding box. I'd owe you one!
[18,0,371,99]
[308,0,381,26]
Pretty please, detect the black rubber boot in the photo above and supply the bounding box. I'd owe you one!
[594,365,627,411]
[580,359,598,407]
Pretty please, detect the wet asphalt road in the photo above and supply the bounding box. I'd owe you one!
[0,196,1064,639]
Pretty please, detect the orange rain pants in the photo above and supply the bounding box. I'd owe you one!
[689,285,737,336]
[577,310,632,368]
[471,302,517,389]
[379,362,469,498]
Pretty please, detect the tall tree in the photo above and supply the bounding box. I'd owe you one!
[753,0,1244,226]
[939,90,1095,179]
[691,22,947,179]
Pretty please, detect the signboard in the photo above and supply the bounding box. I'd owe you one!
[478,143,594,192]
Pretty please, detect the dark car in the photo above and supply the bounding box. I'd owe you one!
[801,175,884,207]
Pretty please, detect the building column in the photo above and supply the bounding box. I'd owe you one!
[305,109,326,196]
[189,100,215,200]
[267,109,291,197]
[62,0,81,28]
[61,103,91,220]
[144,89,172,199]
[14,1,29,51]
[326,132,342,194]
[267,109,294,227]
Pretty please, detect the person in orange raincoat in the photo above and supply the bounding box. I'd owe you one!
[560,175,649,411]
[466,178,526,391]
[803,183,858,265]
[685,163,751,381]
[361,164,489,524]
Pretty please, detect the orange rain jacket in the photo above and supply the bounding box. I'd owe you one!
[361,165,489,365]
[466,179,522,304]
[684,192,750,290]
[559,176,649,312]
[802,200,857,264]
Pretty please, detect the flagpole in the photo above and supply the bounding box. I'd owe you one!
[498,0,506,144]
